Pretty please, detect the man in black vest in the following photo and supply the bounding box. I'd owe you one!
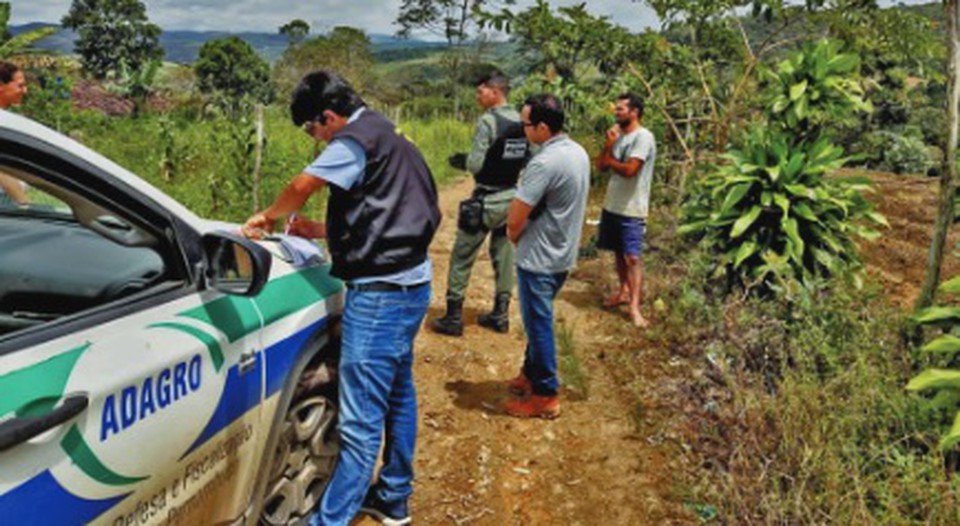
[243,70,439,526]
[432,70,528,336]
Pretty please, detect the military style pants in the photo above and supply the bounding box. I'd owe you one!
[445,187,515,302]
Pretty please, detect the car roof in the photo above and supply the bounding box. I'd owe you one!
[0,109,206,231]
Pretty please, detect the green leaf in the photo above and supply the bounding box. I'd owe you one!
[677,221,708,236]
[939,412,960,450]
[785,184,815,200]
[856,228,881,241]
[783,217,804,258]
[865,211,888,227]
[939,275,960,294]
[794,202,819,222]
[783,152,805,180]
[773,193,790,218]
[922,335,960,355]
[794,96,808,120]
[765,165,781,183]
[916,306,960,325]
[734,240,759,268]
[813,248,835,269]
[789,79,808,101]
[730,206,763,239]
[827,53,859,73]
[720,183,753,215]
[771,96,789,114]
[907,368,960,392]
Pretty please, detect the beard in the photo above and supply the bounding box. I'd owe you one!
[616,117,631,128]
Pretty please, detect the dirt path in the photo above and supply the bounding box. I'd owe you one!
[343,168,960,525]
[353,176,689,525]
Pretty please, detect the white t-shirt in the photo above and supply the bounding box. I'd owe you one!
[602,126,656,219]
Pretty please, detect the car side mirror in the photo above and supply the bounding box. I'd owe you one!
[202,232,272,297]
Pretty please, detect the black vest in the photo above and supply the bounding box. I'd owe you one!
[326,110,441,280]
[474,111,529,189]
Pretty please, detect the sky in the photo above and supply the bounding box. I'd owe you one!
[9,0,936,36]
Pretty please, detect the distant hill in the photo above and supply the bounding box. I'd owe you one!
[10,23,447,64]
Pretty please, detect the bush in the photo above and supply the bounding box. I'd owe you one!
[910,106,948,147]
[854,131,933,175]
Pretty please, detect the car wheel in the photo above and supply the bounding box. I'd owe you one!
[259,389,339,525]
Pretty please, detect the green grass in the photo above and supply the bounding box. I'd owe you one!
[29,106,471,224]
[557,321,590,400]
[638,255,960,525]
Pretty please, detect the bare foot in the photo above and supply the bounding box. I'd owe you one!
[603,293,628,309]
[630,309,650,329]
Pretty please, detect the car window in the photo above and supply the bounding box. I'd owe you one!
[0,166,168,339]
[0,170,72,218]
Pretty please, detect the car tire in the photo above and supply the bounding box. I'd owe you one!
[258,367,339,526]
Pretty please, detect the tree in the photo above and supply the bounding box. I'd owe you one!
[194,36,273,111]
[478,1,635,84]
[279,19,310,47]
[396,0,511,47]
[61,0,163,80]
[273,27,373,99]
[917,0,960,311]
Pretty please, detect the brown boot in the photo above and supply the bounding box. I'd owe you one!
[504,394,560,419]
[507,371,532,398]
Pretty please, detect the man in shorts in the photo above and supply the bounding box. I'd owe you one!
[596,92,656,328]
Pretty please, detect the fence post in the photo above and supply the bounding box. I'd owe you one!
[252,103,265,213]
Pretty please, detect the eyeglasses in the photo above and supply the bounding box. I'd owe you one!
[521,121,535,128]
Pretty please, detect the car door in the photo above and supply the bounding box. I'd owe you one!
[0,130,266,525]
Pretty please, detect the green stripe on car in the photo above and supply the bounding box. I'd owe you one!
[61,425,148,486]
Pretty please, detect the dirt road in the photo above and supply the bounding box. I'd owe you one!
[354,176,689,525]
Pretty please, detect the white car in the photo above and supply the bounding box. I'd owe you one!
[0,111,344,526]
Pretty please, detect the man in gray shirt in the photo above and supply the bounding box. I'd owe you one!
[596,92,656,328]
[504,93,589,419]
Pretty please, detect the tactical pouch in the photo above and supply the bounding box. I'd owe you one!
[457,195,485,235]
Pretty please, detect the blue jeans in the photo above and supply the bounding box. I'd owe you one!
[309,283,430,525]
[517,267,568,396]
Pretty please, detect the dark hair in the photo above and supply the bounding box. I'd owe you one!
[524,93,565,134]
[0,62,20,84]
[475,69,509,94]
[617,92,644,118]
[290,70,365,126]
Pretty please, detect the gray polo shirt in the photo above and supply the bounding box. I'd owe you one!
[602,126,656,218]
[515,134,590,274]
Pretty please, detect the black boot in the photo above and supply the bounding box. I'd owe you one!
[432,299,464,336]
[478,293,510,334]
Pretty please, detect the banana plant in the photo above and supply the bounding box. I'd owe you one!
[908,275,960,449]
[0,27,57,59]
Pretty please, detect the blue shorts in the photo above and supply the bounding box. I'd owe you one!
[597,209,645,257]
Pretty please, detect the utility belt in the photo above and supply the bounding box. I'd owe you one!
[458,185,515,235]
[471,184,515,198]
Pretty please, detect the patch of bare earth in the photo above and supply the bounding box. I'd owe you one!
[354,176,692,525]
[849,168,960,307]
